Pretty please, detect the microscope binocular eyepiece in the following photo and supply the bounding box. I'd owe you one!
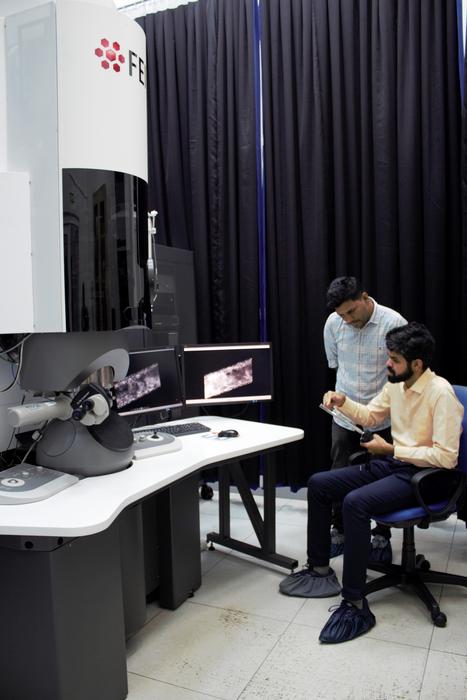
[72,400,94,421]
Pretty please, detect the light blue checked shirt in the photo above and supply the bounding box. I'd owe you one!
[323,298,406,430]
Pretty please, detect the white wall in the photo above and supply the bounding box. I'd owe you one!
[116,0,198,19]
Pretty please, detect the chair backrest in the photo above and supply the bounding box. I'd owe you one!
[453,385,467,474]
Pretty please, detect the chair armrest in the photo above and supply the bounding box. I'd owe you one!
[411,467,466,518]
[348,450,369,466]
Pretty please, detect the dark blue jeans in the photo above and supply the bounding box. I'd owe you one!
[330,422,392,537]
[307,457,418,601]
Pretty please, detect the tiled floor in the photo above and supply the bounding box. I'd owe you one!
[126,492,467,699]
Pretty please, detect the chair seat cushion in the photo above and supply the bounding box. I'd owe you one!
[374,500,451,525]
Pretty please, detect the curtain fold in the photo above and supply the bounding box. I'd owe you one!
[138,0,258,344]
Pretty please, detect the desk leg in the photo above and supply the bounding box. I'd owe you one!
[207,458,298,570]
[156,473,202,609]
[0,523,127,700]
[218,462,231,538]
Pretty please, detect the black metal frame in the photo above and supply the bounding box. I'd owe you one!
[206,448,298,570]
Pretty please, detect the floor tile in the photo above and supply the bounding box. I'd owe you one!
[273,522,308,565]
[291,586,435,649]
[419,649,467,699]
[448,525,467,576]
[454,515,467,534]
[127,601,288,700]
[275,497,308,527]
[193,554,306,622]
[200,512,256,543]
[128,672,222,699]
[201,547,229,577]
[199,496,220,516]
[239,622,428,700]
[144,600,163,626]
[430,587,467,655]
[200,513,257,575]
[126,498,467,700]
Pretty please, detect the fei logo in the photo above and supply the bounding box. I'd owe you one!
[94,38,145,85]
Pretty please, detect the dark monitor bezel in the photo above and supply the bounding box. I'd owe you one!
[182,342,273,406]
[113,346,183,417]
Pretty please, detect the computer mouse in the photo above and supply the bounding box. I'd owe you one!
[218,429,239,438]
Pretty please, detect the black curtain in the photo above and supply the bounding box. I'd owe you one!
[462,30,467,372]
[138,0,262,486]
[261,0,462,487]
[137,0,259,344]
[139,0,463,490]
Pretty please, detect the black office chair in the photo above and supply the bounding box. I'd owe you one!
[363,384,467,627]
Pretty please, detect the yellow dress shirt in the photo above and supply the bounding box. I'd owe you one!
[339,369,463,469]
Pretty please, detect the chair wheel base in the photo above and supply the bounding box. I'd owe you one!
[416,554,431,571]
[432,611,447,627]
[200,484,214,500]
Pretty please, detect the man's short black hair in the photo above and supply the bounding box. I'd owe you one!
[326,276,364,311]
[386,322,435,369]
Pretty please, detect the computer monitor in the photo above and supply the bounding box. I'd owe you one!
[113,347,183,416]
[182,342,273,406]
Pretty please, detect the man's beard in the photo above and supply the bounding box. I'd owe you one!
[387,366,414,383]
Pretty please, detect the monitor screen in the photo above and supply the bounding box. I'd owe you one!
[182,343,273,406]
[113,347,183,416]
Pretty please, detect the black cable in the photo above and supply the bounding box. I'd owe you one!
[0,348,24,393]
[20,421,49,465]
[0,334,31,392]
[0,333,32,358]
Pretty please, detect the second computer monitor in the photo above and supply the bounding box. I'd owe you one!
[182,342,273,406]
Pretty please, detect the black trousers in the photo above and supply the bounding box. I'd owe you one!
[331,422,392,539]
[307,457,417,601]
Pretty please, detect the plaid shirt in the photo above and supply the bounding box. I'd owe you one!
[323,298,406,430]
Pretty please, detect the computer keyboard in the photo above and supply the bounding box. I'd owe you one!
[133,421,211,440]
[155,422,211,437]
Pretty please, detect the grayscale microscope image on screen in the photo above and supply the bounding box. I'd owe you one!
[114,347,183,416]
[204,358,253,398]
[114,363,161,408]
[183,343,273,405]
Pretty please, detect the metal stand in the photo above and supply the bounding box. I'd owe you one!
[207,455,298,570]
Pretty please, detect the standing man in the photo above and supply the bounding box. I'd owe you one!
[324,277,406,561]
[280,322,463,644]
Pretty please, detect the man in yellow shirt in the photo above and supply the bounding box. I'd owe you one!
[279,322,463,644]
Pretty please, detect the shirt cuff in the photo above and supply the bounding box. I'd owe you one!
[393,446,407,462]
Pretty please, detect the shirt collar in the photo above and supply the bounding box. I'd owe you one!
[365,297,378,325]
[405,368,435,395]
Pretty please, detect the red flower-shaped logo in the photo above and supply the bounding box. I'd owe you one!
[94,39,125,73]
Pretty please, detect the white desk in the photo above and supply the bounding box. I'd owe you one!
[0,416,303,537]
[0,417,303,700]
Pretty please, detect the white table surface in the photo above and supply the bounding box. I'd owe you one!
[0,416,304,537]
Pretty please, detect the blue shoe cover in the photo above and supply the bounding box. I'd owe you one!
[319,598,375,644]
[329,529,345,558]
[279,566,341,598]
[369,536,392,564]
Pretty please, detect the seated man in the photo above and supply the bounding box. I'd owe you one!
[279,322,463,644]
